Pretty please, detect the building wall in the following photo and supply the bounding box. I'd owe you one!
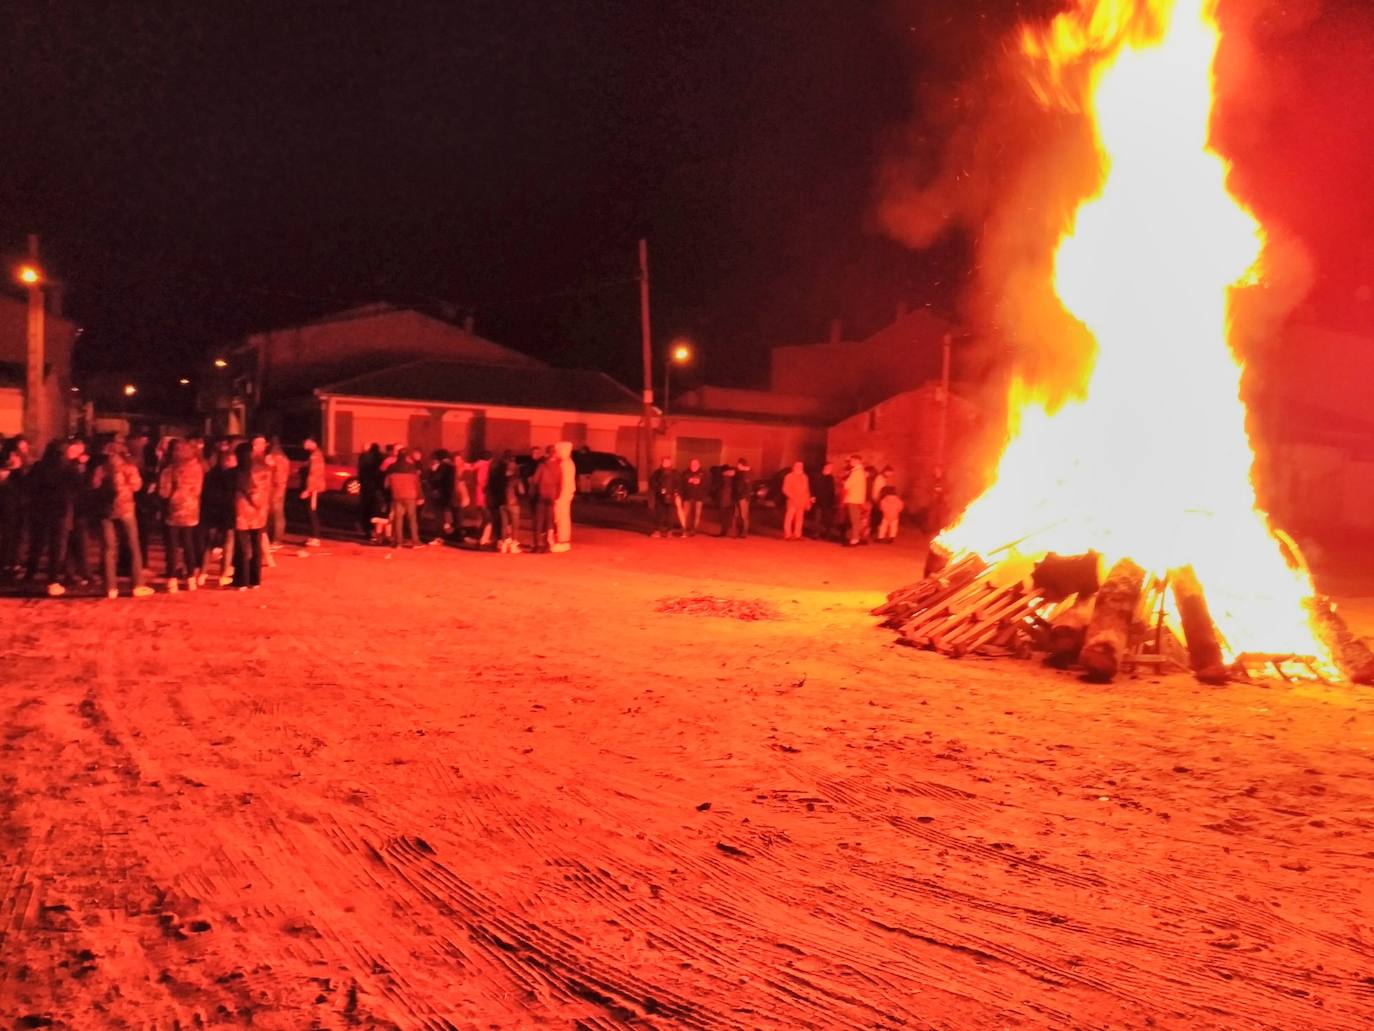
[828,385,988,524]
[0,293,80,444]
[770,310,955,419]
[322,396,826,479]
[242,306,541,404]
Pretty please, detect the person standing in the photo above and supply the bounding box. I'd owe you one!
[300,437,326,546]
[870,464,893,538]
[679,458,707,537]
[159,438,204,591]
[385,447,423,548]
[91,440,153,598]
[781,461,811,541]
[877,485,904,543]
[233,436,272,589]
[357,443,383,540]
[202,441,238,586]
[496,452,525,554]
[27,439,87,595]
[810,461,837,540]
[531,446,559,553]
[842,455,868,547]
[648,457,680,538]
[550,441,575,553]
[714,463,736,537]
[731,457,753,538]
[267,436,291,550]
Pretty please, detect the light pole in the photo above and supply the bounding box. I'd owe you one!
[16,243,45,447]
[663,340,693,420]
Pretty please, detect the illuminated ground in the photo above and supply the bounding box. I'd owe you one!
[2,522,1372,1029]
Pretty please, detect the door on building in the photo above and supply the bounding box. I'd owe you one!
[485,418,532,456]
[561,421,589,448]
[407,413,440,455]
[675,436,722,470]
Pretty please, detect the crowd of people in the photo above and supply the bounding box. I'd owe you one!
[0,430,327,598]
[355,440,577,554]
[646,453,906,545]
[0,428,913,599]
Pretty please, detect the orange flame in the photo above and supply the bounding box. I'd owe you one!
[940,0,1325,660]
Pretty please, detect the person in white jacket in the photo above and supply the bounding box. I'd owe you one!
[551,440,576,552]
[842,455,867,546]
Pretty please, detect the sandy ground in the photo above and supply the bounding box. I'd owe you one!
[2,517,1373,1030]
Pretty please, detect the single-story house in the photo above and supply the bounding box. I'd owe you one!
[313,359,828,483]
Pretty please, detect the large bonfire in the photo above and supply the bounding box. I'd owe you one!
[881,0,1372,683]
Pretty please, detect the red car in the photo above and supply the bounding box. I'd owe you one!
[283,446,360,495]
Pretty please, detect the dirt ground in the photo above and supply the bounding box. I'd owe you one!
[2,519,1373,1030]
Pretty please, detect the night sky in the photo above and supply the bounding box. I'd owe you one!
[1,0,1371,400]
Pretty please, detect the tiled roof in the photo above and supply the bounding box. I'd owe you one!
[316,359,645,415]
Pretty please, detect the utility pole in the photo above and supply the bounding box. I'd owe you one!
[638,238,653,493]
[24,234,46,447]
[932,332,953,531]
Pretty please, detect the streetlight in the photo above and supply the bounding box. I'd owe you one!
[14,255,44,444]
[123,384,137,398]
[213,357,228,369]
[178,377,191,386]
[664,339,693,418]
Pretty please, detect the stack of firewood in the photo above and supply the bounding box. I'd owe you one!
[876,549,1374,685]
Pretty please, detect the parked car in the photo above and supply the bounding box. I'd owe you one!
[283,445,360,495]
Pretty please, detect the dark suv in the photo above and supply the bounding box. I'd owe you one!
[574,450,637,501]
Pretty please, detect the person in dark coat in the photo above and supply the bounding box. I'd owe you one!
[730,457,753,538]
[26,439,88,595]
[357,443,383,539]
[648,457,680,538]
[678,458,708,537]
[713,464,736,537]
[202,441,238,585]
[810,461,837,540]
[531,447,561,553]
[0,443,25,574]
[233,436,272,589]
[495,452,525,553]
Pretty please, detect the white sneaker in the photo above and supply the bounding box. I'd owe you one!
[106,589,118,600]
[166,579,178,593]
[509,542,523,555]
[551,542,571,553]
[46,582,66,597]
[305,538,322,548]
[218,574,234,588]
[131,585,154,598]
[197,572,208,587]
[186,577,197,592]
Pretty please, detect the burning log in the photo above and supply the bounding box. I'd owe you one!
[1080,559,1146,683]
[1306,598,1374,685]
[1169,566,1228,684]
[1046,595,1096,669]
[1032,552,1101,602]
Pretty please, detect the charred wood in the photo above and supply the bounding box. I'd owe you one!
[1170,566,1228,684]
[1080,559,1146,683]
[1046,595,1096,669]
[1032,552,1101,603]
[1306,597,1374,685]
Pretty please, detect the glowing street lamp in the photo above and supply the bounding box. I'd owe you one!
[15,252,46,444]
[178,377,191,386]
[123,384,137,398]
[663,339,694,419]
[213,357,228,369]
